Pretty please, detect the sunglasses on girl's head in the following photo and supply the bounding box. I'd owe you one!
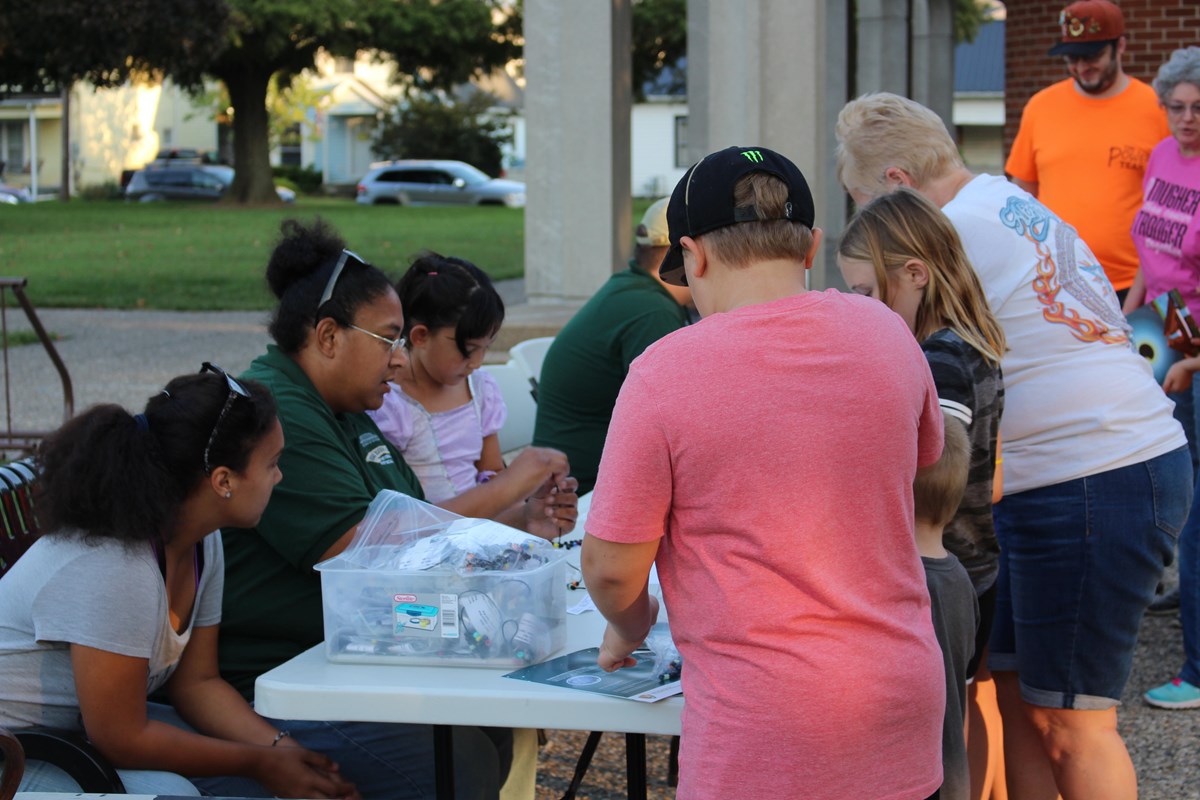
[199,362,251,475]
[316,249,369,318]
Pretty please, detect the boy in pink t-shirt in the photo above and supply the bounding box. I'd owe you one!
[581,147,946,800]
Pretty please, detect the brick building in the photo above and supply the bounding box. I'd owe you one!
[1004,0,1200,156]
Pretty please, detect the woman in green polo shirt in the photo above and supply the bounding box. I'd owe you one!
[216,219,578,800]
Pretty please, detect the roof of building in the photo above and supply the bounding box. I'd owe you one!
[955,20,1004,94]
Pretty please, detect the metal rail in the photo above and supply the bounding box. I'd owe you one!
[0,277,73,456]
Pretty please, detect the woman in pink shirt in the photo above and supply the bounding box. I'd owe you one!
[1125,46,1200,710]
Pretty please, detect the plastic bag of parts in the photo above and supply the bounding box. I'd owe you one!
[645,623,683,684]
[337,489,558,575]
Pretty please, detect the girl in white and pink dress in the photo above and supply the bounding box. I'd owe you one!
[370,253,574,521]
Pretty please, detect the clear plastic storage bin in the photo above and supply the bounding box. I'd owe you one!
[316,491,567,667]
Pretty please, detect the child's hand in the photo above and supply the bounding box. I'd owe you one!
[597,596,660,672]
[523,477,580,540]
[1163,356,1200,394]
[507,446,571,497]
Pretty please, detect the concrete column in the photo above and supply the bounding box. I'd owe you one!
[523,0,632,303]
[685,0,761,160]
[820,0,852,291]
[911,0,956,126]
[685,0,841,288]
[856,0,910,97]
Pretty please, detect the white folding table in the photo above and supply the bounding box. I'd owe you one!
[253,610,681,734]
[255,576,679,798]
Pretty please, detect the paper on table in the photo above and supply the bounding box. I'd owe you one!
[503,645,682,703]
[568,595,597,615]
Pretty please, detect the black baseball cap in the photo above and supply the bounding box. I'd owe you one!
[659,146,816,286]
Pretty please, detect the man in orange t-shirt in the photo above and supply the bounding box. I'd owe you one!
[1006,0,1169,297]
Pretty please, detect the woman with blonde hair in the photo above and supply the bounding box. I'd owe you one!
[837,90,1190,800]
[839,187,1004,800]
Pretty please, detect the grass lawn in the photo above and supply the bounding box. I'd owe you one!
[0,196,657,311]
[0,198,527,310]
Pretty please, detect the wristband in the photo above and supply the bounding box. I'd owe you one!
[271,730,291,746]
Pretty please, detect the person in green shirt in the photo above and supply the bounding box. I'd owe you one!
[218,218,579,800]
[532,198,693,493]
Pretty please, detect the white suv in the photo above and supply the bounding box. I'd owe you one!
[355,160,526,207]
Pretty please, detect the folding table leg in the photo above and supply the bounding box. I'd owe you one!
[667,734,680,787]
[560,730,603,800]
[625,733,647,800]
[433,724,455,800]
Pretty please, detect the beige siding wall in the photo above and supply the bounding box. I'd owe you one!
[71,82,165,188]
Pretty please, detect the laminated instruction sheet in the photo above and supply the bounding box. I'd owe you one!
[503,624,682,703]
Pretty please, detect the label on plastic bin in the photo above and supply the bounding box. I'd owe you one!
[392,593,440,633]
[440,593,460,639]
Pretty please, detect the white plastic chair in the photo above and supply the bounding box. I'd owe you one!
[508,337,554,398]
[481,362,538,455]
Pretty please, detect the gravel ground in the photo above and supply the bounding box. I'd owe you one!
[2,303,1198,798]
[538,605,1200,800]
[534,731,676,800]
[0,278,533,440]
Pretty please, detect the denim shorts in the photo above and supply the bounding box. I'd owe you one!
[988,446,1192,709]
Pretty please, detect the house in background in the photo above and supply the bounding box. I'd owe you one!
[301,54,398,186]
[0,94,61,192]
[953,20,1005,175]
[630,98,688,198]
[0,80,219,195]
[0,51,517,195]
[0,19,1003,197]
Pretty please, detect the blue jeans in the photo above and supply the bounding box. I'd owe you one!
[16,760,202,795]
[194,718,512,800]
[1173,373,1200,685]
[989,447,1192,708]
[1169,376,1199,473]
[14,703,201,795]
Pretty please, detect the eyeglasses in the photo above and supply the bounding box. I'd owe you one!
[346,324,407,355]
[1166,103,1200,119]
[199,362,251,474]
[316,249,368,317]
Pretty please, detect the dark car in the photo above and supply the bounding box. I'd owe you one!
[124,164,296,203]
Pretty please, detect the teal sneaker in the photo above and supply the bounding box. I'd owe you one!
[1145,678,1200,709]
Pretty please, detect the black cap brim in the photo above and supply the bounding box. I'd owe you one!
[659,244,687,286]
[1048,39,1112,57]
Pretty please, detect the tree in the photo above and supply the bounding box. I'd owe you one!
[193,75,332,157]
[953,0,997,44]
[207,0,520,203]
[2,0,519,204]
[372,91,513,176]
[0,0,228,199]
[0,0,226,94]
[632,0,687,101]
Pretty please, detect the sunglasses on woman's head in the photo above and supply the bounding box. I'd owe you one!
[316,249,369,319]
[199,362,250,474]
